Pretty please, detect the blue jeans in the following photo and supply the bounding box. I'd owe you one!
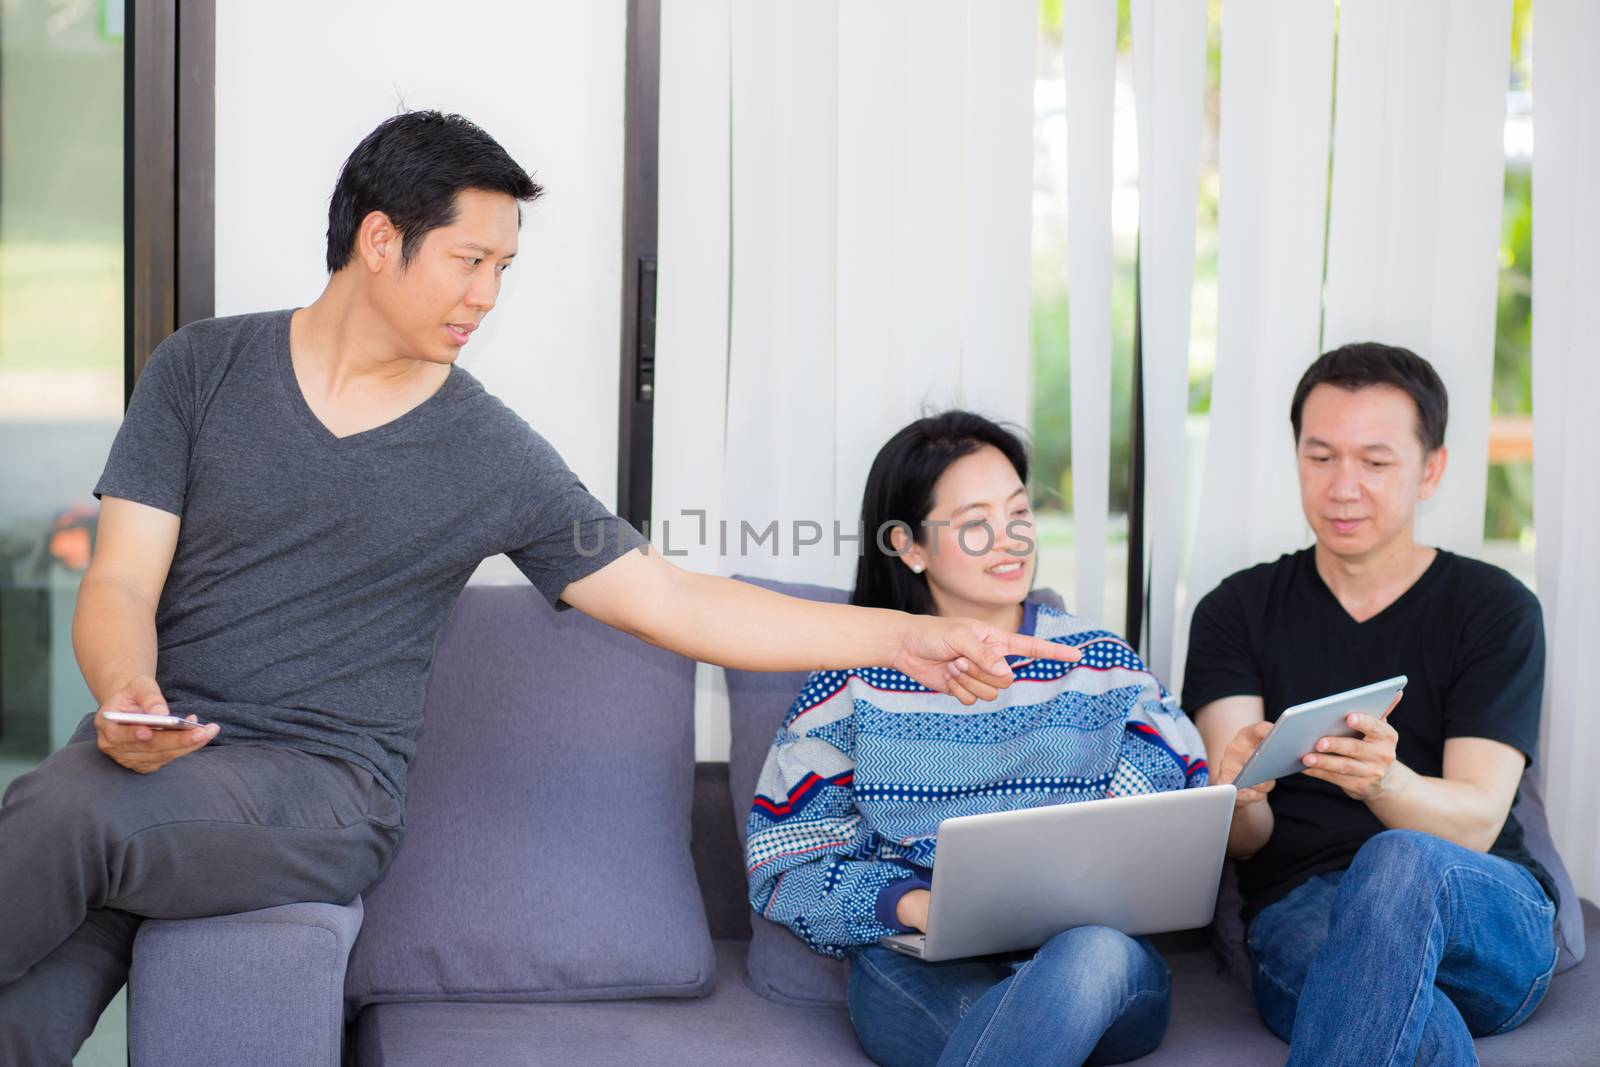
[847,925,1171,1067]
[1247,829,1560,1067]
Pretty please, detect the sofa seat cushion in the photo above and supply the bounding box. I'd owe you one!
[351,902,1598,1065]
[351,940,872,1067]
[344,585,714,1008]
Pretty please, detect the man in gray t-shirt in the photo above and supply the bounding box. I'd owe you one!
[90,306,642,805]
[0,111,1077,1061]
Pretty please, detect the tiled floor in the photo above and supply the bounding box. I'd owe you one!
[74,992,127,1066]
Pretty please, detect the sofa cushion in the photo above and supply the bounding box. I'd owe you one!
[348,905,1600,1066]
[344,585,714,1007]
[1512,763,1586,970]
[724,576,1064,1006]
[352,940,872,1067]
[725,578,853,1006]
[353,940,876,1067]
[131,899,364,1067]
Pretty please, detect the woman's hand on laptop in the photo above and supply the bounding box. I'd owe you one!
[1215,721,1278,808]
[890,616,1082,705]
[896,889,932,933]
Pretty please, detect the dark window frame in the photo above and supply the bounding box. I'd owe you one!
[125,0,214,400]
[1126,256,1146,647]
[616,0,661,530]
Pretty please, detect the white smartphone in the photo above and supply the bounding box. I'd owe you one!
[1233,675,1407,791]
[103,710,207,730]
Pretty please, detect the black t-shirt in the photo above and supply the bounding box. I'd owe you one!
[1183,548,1554,920]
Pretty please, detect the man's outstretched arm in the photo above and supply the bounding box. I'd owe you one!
[560,544,1079,705]
[72,496,218,771]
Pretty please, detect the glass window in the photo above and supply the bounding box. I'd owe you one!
[1485,0,1535,590]
[0,0,126,1061]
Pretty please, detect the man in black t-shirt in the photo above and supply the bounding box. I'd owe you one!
[1185,344,1559,1066]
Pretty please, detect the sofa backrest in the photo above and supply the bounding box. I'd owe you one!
[344,585,716,1008]
[692,761,755,941]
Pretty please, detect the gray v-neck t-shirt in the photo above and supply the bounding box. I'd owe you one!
[94,309,646,802]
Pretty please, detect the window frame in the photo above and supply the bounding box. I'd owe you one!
[125,0,214,400]
[616,0,660,530]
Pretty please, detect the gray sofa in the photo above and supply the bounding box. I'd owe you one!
[125,582,1598,1066]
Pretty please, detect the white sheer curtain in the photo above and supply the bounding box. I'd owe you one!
[958,7,1037,438]
[654,0,734,758]
[655,0,1036,757]
[1533,0,1600,901]
[659,4,1600,853]
[1321,0,1513,557]
[724,0,840,588]
[834,0,1033,591]
[1181,0,1333,680]
[1181,0,1513,693]
[1129,0,1207,683]
[835,1,967,592]
[1062,0,1117,625]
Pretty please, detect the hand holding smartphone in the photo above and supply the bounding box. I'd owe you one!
[95,676,217,773]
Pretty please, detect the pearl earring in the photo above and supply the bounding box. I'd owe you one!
[910,563,924,574]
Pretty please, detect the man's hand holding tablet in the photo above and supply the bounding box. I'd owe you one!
[1221,676,1408,796]
[1300,701,1404,801]
[1216,720,1280,813]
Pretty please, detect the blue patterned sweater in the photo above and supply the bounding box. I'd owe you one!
[744,602,1210,958]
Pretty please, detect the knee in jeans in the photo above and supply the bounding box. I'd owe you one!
[1038,926,1165,995]
[1345,829,1449,896]
[847,950,949,1067]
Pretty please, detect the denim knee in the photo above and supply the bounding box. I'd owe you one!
[1035,926,1170,999]
[1342,830,1450,894]
[847,948,953,1067]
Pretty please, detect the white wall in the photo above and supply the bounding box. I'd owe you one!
[214,0,628,548]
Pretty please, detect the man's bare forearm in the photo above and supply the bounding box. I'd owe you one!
[559,546,1059,705]
[626,566,907,673]
[1365,763,1507,852]
[1227,801,1274,860]
[72,575,160,706]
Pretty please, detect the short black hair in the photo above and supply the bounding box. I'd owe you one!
[325,110,543,274]
[1290,342,1449,453]
[851,410,1031,616]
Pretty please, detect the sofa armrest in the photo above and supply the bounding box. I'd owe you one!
[127,898,364,1067]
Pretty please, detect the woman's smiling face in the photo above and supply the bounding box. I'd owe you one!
[893,444,1037,620]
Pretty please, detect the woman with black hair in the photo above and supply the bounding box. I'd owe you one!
[745,411,1208,1067]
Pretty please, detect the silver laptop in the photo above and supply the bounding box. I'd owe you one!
[880,784,1237,961]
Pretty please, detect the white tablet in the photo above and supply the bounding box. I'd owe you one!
[1233,675,1407,791]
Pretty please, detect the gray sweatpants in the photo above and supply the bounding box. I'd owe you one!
[0,722,401,1065]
